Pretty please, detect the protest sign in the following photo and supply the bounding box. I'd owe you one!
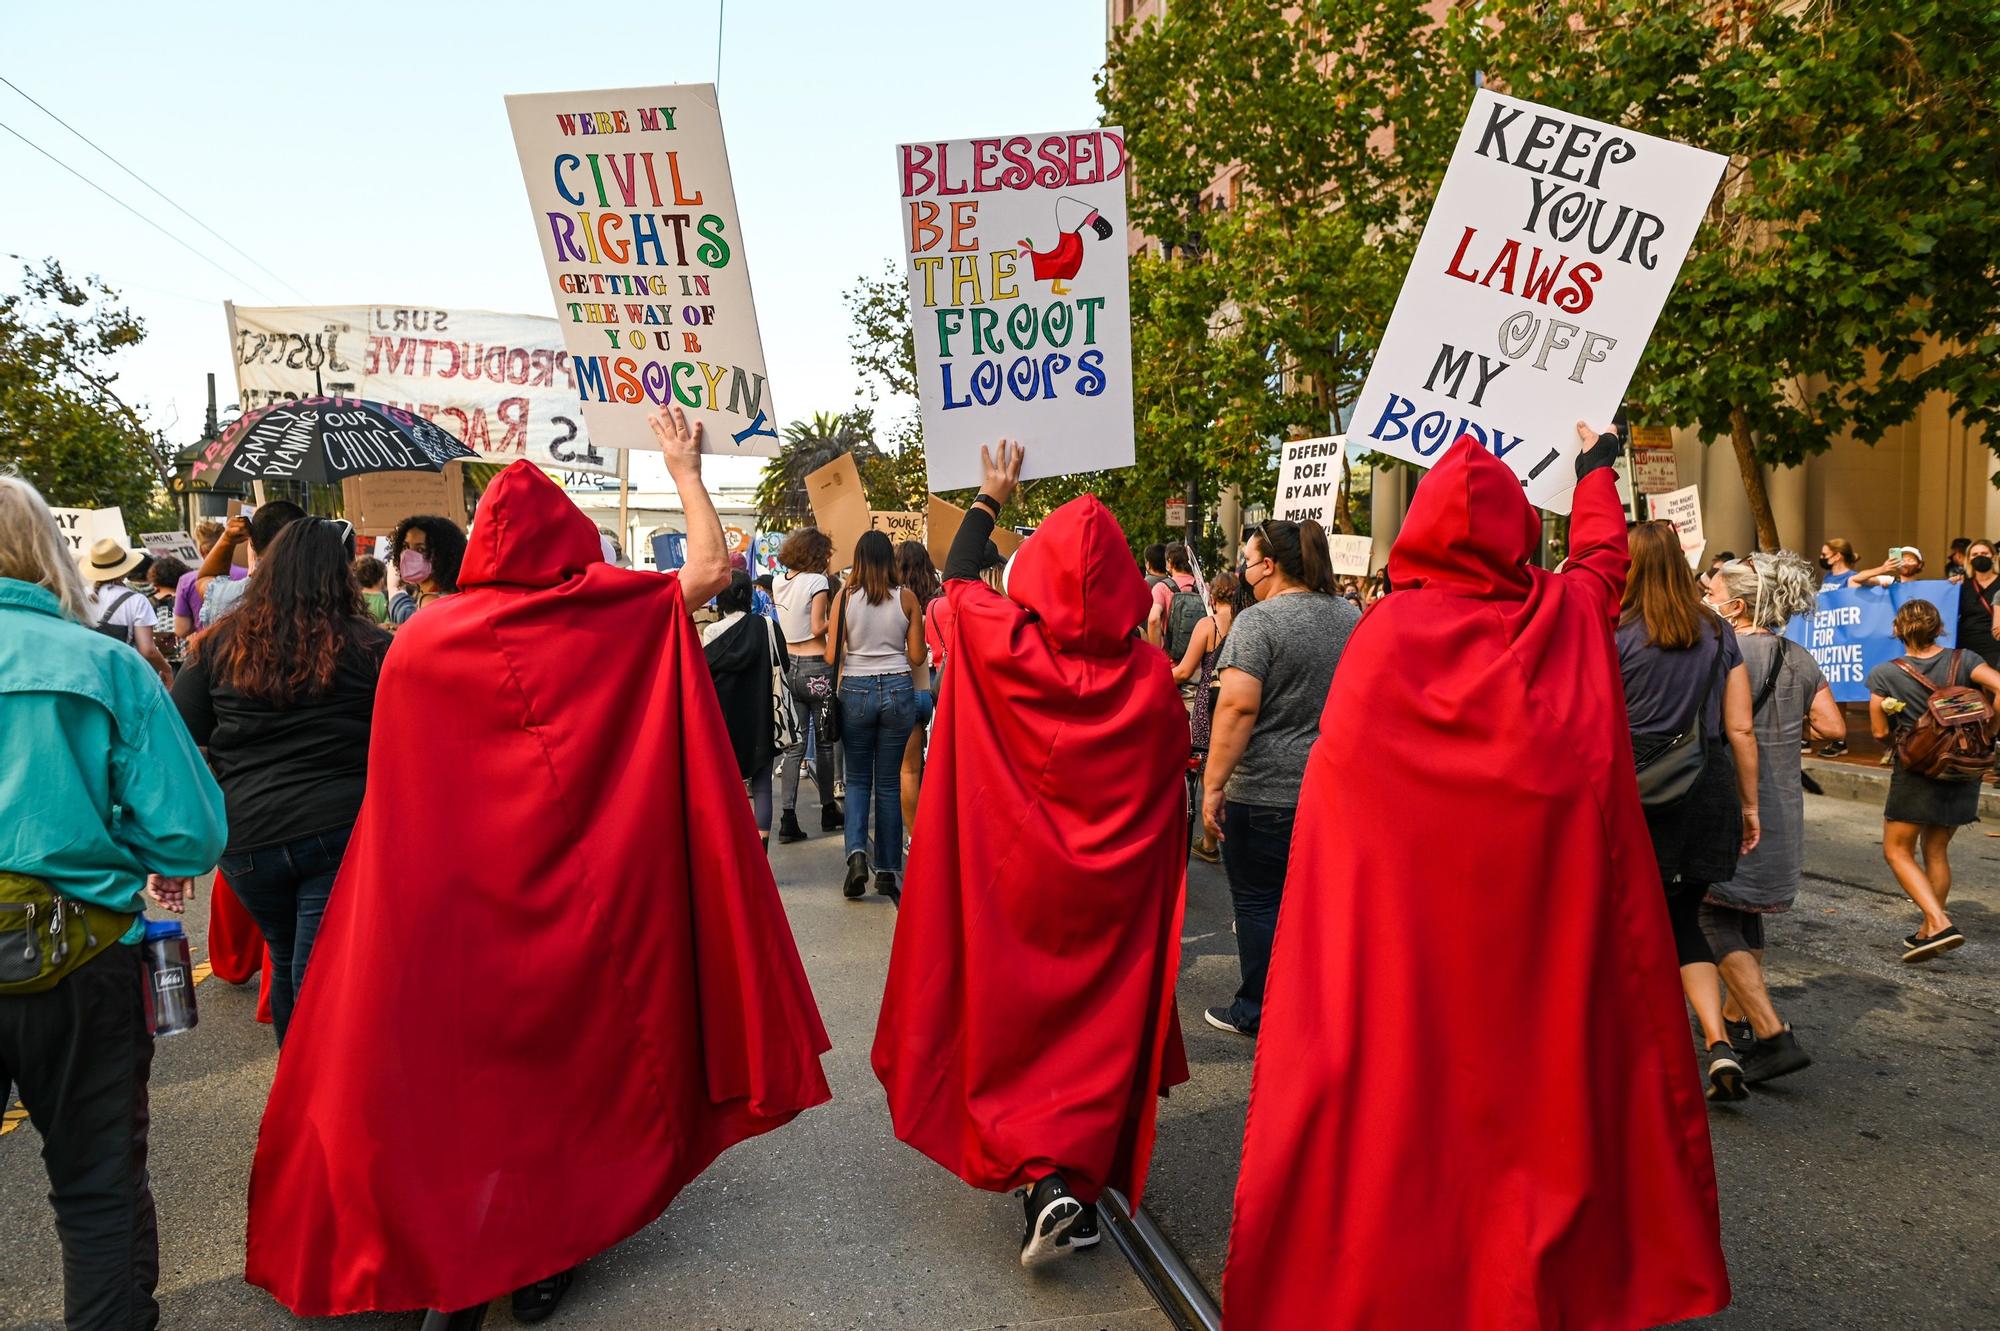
[50,507,130,558]
[1274,435,1346,524]
[1327,534,1375,578]
[925,494,1022,569]
[871,511,926,545]
[506,85,777,457]
[138,531,202,564]
[806,454,872,570]
[1646,484,1705,568]
[900,128,1135,491]
[341,467,467,537]
[1348,90,1725,513]
[223,305,613,477]
[1786,581,1959,703]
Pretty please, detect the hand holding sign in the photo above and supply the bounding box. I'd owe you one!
[979,440,1025,509]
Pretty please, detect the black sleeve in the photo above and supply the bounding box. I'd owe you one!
[169,651,216,748]
[944,505,997,583]
[1574,430,1623,481]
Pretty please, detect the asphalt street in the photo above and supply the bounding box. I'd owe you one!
[2,783,1995,1330]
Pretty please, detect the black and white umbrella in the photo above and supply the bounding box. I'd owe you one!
[206,397,477,486]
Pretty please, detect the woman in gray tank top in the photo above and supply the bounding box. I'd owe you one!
[826,531,924,900]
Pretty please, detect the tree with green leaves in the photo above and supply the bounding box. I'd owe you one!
[1481,0,2000,549]
[1103,0,1481,533]
[1,260,174,524]
[753,408,925,531]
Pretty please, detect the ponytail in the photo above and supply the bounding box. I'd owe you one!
[1254,519,1335,594]
[1295,520,1338,595]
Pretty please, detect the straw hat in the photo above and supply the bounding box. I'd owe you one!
[78,537,144,582]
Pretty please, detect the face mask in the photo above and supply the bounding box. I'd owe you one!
[1974,556,1995,574]
[1707,597,1737,619]
[398,550,433,584]
[1817,556,1832,571]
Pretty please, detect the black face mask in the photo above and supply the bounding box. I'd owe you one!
[1818,556,1832,571]
[1974,556,1995,574]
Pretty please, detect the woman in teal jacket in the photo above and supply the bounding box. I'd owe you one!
[0,475,226,1331]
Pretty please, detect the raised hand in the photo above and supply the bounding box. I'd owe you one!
[649,405,705,478]
[979,440,1025,508]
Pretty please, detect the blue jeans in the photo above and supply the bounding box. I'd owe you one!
[1220,801,1297,1032]
[217,826,352,1044]
[839,674,916,874]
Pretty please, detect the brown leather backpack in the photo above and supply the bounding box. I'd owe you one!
[1891,650,1997,782]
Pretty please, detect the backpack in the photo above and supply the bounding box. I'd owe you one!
[1891,650,1997,782]
[91,587,142,644]
[1166,586,1206,661]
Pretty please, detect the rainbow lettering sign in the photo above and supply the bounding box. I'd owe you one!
[506,85,778,457]
[899,129,1136,491]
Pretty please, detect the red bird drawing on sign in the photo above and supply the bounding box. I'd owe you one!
[1018,195,1115,296]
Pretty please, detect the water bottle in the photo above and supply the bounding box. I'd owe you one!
[141,918,198,1037]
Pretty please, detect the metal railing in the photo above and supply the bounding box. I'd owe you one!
[1099,1188,1223,1331]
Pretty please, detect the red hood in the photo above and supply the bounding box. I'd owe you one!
[459,460,604,590]
[1386,436,1543,599]
[1007,494,1151,653]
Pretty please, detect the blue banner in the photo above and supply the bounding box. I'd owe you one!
[1784,580,1958,702]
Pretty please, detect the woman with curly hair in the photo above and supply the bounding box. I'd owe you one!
[1700,552,1845,1085]
[388,513,467,626]
[172,517,391,1042]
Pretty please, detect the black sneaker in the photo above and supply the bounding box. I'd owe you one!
[842,851,869,899]
[1742,1029,1812,1084]
[778,810,808,844]
[1817,740,1848,758]
[1724,1017,1755,1050]
[1706,1043,1747,1102]
[1902,926,1965,963]
[1065,1202,1101,1252]
[1203,1006,1254,1038]
[1019,1175,1085,1267]
[511,1267,575,1324]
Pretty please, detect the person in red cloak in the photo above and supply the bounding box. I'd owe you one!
[245,408,832,1325]
[1224,428,1730,1330]
[206,872,274,1024]
[873,442,1190,1268]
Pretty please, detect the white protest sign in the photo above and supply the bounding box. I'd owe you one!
[1647,484,1705,568]
[50,507,131,558]
[1348,90,1725,513]
[138,531,202,564]
[1274,434,1347,524]
[221,305,613,476]
[900,128,1135,491]
[1327,534,1375,578]
[506,85,778,456]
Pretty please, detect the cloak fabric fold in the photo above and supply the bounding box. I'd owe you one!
[246,461,831,1316]
[872,495,1190,1207]
[206,872,273,1025]
[1223,439,1729,1330]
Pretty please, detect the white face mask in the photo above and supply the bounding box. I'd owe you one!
[1706,596,1739,619]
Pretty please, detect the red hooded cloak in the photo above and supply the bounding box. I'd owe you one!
[1223,439,1728,1329]
[245,461,831,1315]
[872,495,1190,1206]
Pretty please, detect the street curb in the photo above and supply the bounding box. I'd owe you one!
[1803,757,2000,820]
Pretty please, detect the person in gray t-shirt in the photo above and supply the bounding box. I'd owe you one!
[1201,520,1359,1035]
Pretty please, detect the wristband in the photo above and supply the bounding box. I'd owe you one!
[974,492,1003,513]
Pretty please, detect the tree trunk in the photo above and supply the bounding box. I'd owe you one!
[1729,407,1780,552]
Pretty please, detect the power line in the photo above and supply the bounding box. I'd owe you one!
[716,0,726,89]
[0,116,278,300]
[0,74,309,301]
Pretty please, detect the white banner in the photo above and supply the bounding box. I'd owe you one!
[224,304,614,476]
[506,84,778,457]
[1274,435,1346,524]
[1647,484,1705,568]
[138,531,202,564]
[900,128,1135,491]
[1348,91,1725,513]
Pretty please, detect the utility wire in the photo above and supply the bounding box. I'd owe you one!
[716,0,725,89]
[0,73,309,301]
[0,116,278,300]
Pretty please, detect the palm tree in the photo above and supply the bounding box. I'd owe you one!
[755,409,882,528]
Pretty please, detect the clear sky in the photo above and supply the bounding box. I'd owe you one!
[0,0,1109,484]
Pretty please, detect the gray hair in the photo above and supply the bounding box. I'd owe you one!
[0,475,91,622]
[1716,550,1818,631]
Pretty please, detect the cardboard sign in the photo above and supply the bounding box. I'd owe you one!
[900,127,1136,491]
[342,465,468,537]
[1785,580,1959,702]
[870,511,926,546]
[1327,534,1375,578]
[925,494,1022,570]
[1646,484,1705,568]
[50,507,130,558]
[138,531,203,565]
[506,85,777,457]
[1273,435,1346,524]
[222,304,614,476]
[1347,91,1725,513]
[805,453,872,570]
